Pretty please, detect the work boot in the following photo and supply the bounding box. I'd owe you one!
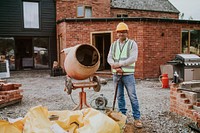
[134,120,143,128]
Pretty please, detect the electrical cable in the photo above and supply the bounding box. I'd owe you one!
[70,94,77,105]
[90,98,96,108]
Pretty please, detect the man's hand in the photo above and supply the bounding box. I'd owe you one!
[111,63,123,73]
[115,68,123,73]
[111,63,121,69]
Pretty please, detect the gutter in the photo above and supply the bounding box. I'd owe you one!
[57,17,200,24]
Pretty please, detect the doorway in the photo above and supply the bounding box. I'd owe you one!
[15,37,33,70]
[14,37,50,70]
[92,33,111,70]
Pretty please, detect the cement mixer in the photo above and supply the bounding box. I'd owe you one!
[63,44,100,80]
[62,44,101,110]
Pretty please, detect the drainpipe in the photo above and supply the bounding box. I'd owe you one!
[58,34,62,66]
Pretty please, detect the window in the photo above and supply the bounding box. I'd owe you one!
[117,14,128,18]
[0,37,15,70]
[77,6,92,18]
[182,30,200,55]
[33,37,49,68]
[77,6,84,17]
[23,1,39,29]
[182,30,189,53]
[85,7,92,18]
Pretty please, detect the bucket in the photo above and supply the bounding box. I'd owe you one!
[64,44,100,80]
[159,73,169,88]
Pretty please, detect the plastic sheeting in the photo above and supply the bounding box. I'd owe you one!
[0,105,125,133]
[0,120,23,133]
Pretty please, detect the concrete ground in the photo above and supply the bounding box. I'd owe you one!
[0,70,198,133]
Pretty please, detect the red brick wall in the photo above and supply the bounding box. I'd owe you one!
[57,20,200,79]
[111,9,179,19]
[56,0,179,21]
[57,21,143,77]
[142,22,181,78]
[137,22,200,78]
[57,21,178,79]
[56,0,111,20]
[170,84,200,127]
[56,0,179,79]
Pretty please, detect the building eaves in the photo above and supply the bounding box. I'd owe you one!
[57,17,200,24]
[111,0,180,13]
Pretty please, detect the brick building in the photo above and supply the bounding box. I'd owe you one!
[56,0,200,79]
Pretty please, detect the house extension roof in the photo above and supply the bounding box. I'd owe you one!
[111,0,180,13]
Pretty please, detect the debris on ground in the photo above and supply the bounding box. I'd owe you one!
[0,82,23,108]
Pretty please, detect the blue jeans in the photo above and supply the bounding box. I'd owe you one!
[113,74,141,120]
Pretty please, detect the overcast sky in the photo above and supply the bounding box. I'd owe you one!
[168,0,200,20]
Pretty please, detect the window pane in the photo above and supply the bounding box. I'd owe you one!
[122,14,128,17]
[182,30,189,53]
[77,6,84,17]
[33,38,49,68]
[0,37,15,70]
[23,2,39,28]
[117,14,122,18]
[117,14,128,18]
[85,7,92,18]
[190,30,200,55]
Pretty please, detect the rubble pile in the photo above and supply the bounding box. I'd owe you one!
[0,81,23,108]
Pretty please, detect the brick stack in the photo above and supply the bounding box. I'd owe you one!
[0,82,23,108]
[170,83,200,127]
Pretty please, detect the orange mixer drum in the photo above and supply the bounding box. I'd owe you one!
[64,44,100,80]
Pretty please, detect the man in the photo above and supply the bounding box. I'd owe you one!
[107,22,142,128]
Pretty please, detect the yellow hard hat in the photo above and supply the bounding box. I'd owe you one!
[116,22,129,32]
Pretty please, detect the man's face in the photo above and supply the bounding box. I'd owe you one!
[117,30,128,41]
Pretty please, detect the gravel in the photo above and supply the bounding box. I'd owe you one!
[0,70,199,133]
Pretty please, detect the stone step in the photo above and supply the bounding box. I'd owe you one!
[182,91,198,104]
[180,80,200,89]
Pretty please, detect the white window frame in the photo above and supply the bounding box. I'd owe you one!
[77,5,92,18]
[23,1,40,29]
